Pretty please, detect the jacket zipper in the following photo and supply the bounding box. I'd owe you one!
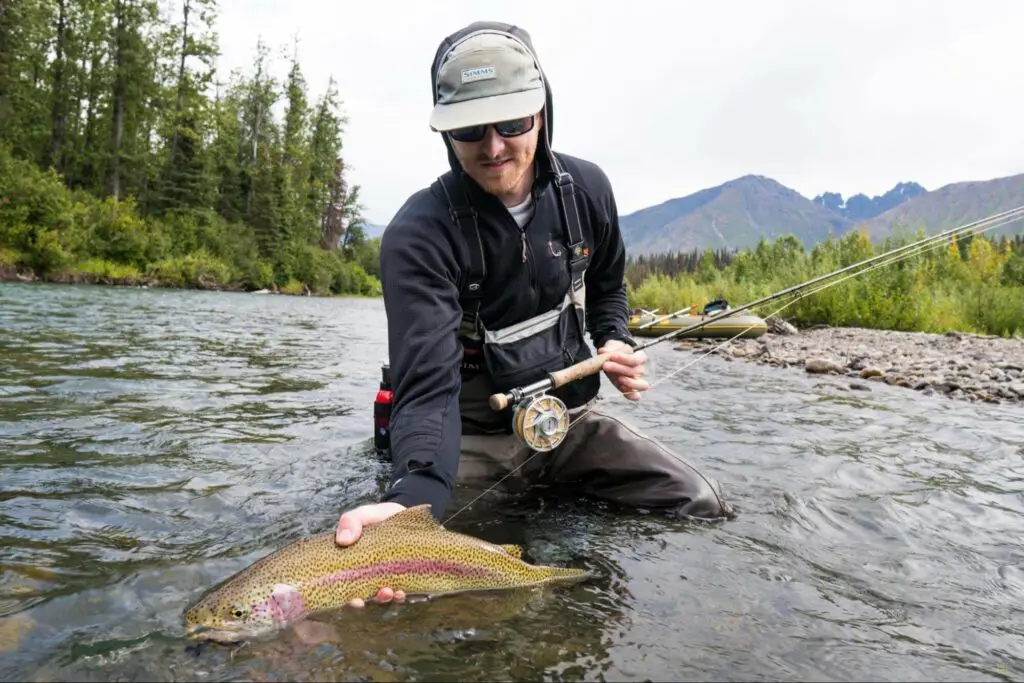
[519,224,537,309]
[502,203,537,299]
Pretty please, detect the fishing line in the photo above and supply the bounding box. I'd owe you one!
[442,206,1024,524]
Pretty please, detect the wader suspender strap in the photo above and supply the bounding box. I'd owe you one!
[438,173,485,330]
[554,170,588,294]
[551,160,589,334]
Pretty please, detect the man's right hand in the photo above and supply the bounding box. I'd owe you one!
[335,501,408,608]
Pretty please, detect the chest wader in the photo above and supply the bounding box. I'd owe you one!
[438,167,590,449]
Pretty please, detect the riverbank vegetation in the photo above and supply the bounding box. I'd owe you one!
[626,231,1024,338]
[0,0,380,296]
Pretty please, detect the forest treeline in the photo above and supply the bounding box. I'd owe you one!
[626,231,1024,338]
[0,0,379,295]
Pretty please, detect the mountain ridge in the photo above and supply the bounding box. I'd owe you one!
[861,173,1024,241]
[619,170,1024,256]
[812,181,927,222]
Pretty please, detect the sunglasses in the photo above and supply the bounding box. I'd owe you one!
[448,115,535,143]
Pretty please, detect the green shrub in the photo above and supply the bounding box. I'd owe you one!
[146,250,235,289]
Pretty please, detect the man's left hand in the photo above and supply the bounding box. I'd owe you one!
[597,339,649,400]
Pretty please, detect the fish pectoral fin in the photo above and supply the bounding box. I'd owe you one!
[291,619,342,646]
[501,544,523,559]
[270,583,307,622]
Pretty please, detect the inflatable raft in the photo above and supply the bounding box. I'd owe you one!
[627,300,768,339]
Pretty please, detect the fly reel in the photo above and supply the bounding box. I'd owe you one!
[511,393,570,452]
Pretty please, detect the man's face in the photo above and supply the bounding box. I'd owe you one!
[449,111,544,203]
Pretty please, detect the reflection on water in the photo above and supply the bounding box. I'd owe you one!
[1,282,1023,681]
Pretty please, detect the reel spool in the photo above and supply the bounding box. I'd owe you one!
[511,393,570,451]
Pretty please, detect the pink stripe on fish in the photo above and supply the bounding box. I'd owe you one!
[316,559,496,586]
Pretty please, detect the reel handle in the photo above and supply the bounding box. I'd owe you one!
[487,352,612,411]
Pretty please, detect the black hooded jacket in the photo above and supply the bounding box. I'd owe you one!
[377,21,635,518]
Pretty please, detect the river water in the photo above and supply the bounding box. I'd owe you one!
[1,282,1023,682]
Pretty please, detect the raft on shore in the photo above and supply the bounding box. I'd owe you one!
[627,301,768,339]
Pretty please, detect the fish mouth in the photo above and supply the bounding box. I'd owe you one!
[185,622,258,645]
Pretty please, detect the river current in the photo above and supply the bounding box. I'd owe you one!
[1,282,1023,681]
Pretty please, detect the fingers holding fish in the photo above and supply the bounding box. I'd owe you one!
[334,503,409,609]
[346,587,407,609]
[335,502,407,546]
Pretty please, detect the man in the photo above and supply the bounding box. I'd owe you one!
[334,21,731,608]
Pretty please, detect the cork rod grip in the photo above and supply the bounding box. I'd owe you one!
[548,352,611,388]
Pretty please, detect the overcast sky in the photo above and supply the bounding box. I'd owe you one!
[210,0,1024,226]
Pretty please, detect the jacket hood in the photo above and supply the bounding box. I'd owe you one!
[430,21,558,181]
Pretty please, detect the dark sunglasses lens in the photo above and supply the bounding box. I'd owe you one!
[495,117,534,136]
[449,125,486,142]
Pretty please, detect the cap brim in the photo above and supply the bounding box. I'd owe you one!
[429,88,545,132]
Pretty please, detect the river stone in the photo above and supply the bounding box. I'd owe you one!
[848,356,868,371]
[806,358,843,374]
[767,316,798,336]
[709,325,1022,406]
[996,386,1018,400]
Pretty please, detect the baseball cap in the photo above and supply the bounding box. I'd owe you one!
[429,31,546,132]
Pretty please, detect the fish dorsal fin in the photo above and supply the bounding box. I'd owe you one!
[501,544,523,558]
[378,504,443,532]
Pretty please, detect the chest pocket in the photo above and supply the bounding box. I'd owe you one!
[538,230,572,297]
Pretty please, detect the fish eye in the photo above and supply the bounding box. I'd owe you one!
[230,607,248,619]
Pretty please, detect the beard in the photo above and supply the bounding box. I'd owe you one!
[467,149,535,199]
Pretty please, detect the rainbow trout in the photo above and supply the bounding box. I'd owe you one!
[183,504,590,643]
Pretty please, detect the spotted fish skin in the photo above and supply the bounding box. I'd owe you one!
[183,504,590,642]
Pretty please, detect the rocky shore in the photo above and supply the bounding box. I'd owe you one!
[674,318,1024,406]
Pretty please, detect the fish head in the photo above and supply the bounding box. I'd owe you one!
[183,580,309,644]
